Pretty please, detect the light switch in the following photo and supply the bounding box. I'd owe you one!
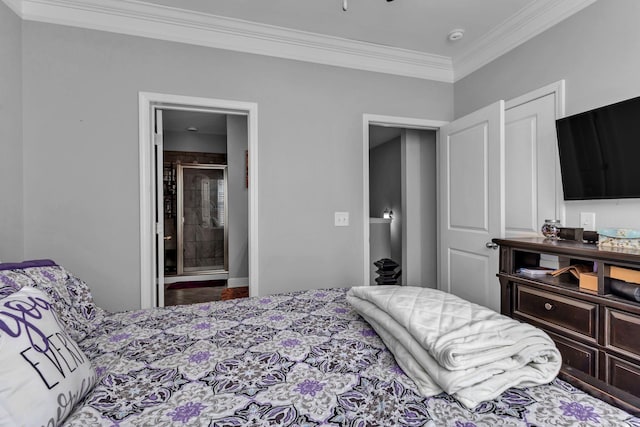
[580,212,596,231]
[335,212,349,227]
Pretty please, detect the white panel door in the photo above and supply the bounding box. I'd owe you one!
[439,101,504,311]
[505,94,558,237]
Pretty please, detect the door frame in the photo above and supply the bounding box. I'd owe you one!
[139,92,259,308]
[362,114,448,286]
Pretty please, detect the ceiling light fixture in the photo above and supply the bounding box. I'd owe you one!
[448,29,465,41]
[186,126,198,132]
[342,0,394,12]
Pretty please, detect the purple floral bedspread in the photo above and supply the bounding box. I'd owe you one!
[1,262,638,426]
[65,288,639,426]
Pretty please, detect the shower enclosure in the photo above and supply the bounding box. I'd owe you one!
[164,163,228,275]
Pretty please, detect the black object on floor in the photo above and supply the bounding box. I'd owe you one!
[374,258,400,285]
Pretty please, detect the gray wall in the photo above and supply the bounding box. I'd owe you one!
[419,130,437,288]
[400,129,437,288]
[369,137,402,265]
[0,2,24,262]
[401,129,421,286]
[164,131,227,153]
[21,21,452,311]
[226,115,249,281]
[454,0,640,231]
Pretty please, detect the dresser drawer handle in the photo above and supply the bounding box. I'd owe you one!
[544,302,554,311]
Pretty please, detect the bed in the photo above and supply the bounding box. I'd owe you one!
[1,260,638,426]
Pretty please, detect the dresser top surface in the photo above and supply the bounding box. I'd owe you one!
[493,237,640,264]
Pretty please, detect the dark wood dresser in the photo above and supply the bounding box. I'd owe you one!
[494,237,640,415]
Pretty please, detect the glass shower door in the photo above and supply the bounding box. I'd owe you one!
[177,164,228,274]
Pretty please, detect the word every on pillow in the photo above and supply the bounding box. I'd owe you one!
[0,287,96,427]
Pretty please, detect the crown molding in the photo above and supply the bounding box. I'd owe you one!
[8,0,596,83]
[16,0,454,82]
[453,0,598,81]
[2,0,22,16]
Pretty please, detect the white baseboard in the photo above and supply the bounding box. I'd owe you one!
[227,277,249,288]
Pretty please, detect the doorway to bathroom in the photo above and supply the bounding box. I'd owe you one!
[139,92,259,309]
[160,109,245,306]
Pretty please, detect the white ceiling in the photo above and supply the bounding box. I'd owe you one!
[6,0,597,81]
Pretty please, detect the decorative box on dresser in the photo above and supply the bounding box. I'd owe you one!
[493,237,640,415]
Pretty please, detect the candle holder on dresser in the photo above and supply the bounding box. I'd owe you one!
[541,219,562,239]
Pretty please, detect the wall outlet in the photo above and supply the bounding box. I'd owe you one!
[580,212,596,231]
[335,212,349,227]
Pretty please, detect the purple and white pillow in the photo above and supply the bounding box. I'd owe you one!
[0,287,96,426]
[0,260,106,341]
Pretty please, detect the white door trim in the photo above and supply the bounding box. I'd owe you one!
[505,80,565,114]
[362,114,448,286]
[139,92,259,309]
[505,80,566,224]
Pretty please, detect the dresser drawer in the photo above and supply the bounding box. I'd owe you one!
[605,308,640,360]
[514,285,598,339]
[548,331,598,376]
[606,354,640,397]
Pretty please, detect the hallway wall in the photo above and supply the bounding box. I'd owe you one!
[369,137,402,265]
[227,115,249,283]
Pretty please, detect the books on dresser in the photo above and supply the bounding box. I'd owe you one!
[550,264,592,280]
[517,266,553,276]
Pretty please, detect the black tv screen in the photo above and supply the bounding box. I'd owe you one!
[555,95,640,200]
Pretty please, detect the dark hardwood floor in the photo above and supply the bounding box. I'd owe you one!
[164,285,249,306]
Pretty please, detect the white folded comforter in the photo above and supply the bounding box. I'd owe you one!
[346,286,561,409]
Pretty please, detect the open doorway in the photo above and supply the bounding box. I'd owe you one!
[363,115,447,288]
[160,110,248,306]
[139,93,259,309]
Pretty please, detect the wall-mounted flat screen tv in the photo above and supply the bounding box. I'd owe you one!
[555,95,640,200]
